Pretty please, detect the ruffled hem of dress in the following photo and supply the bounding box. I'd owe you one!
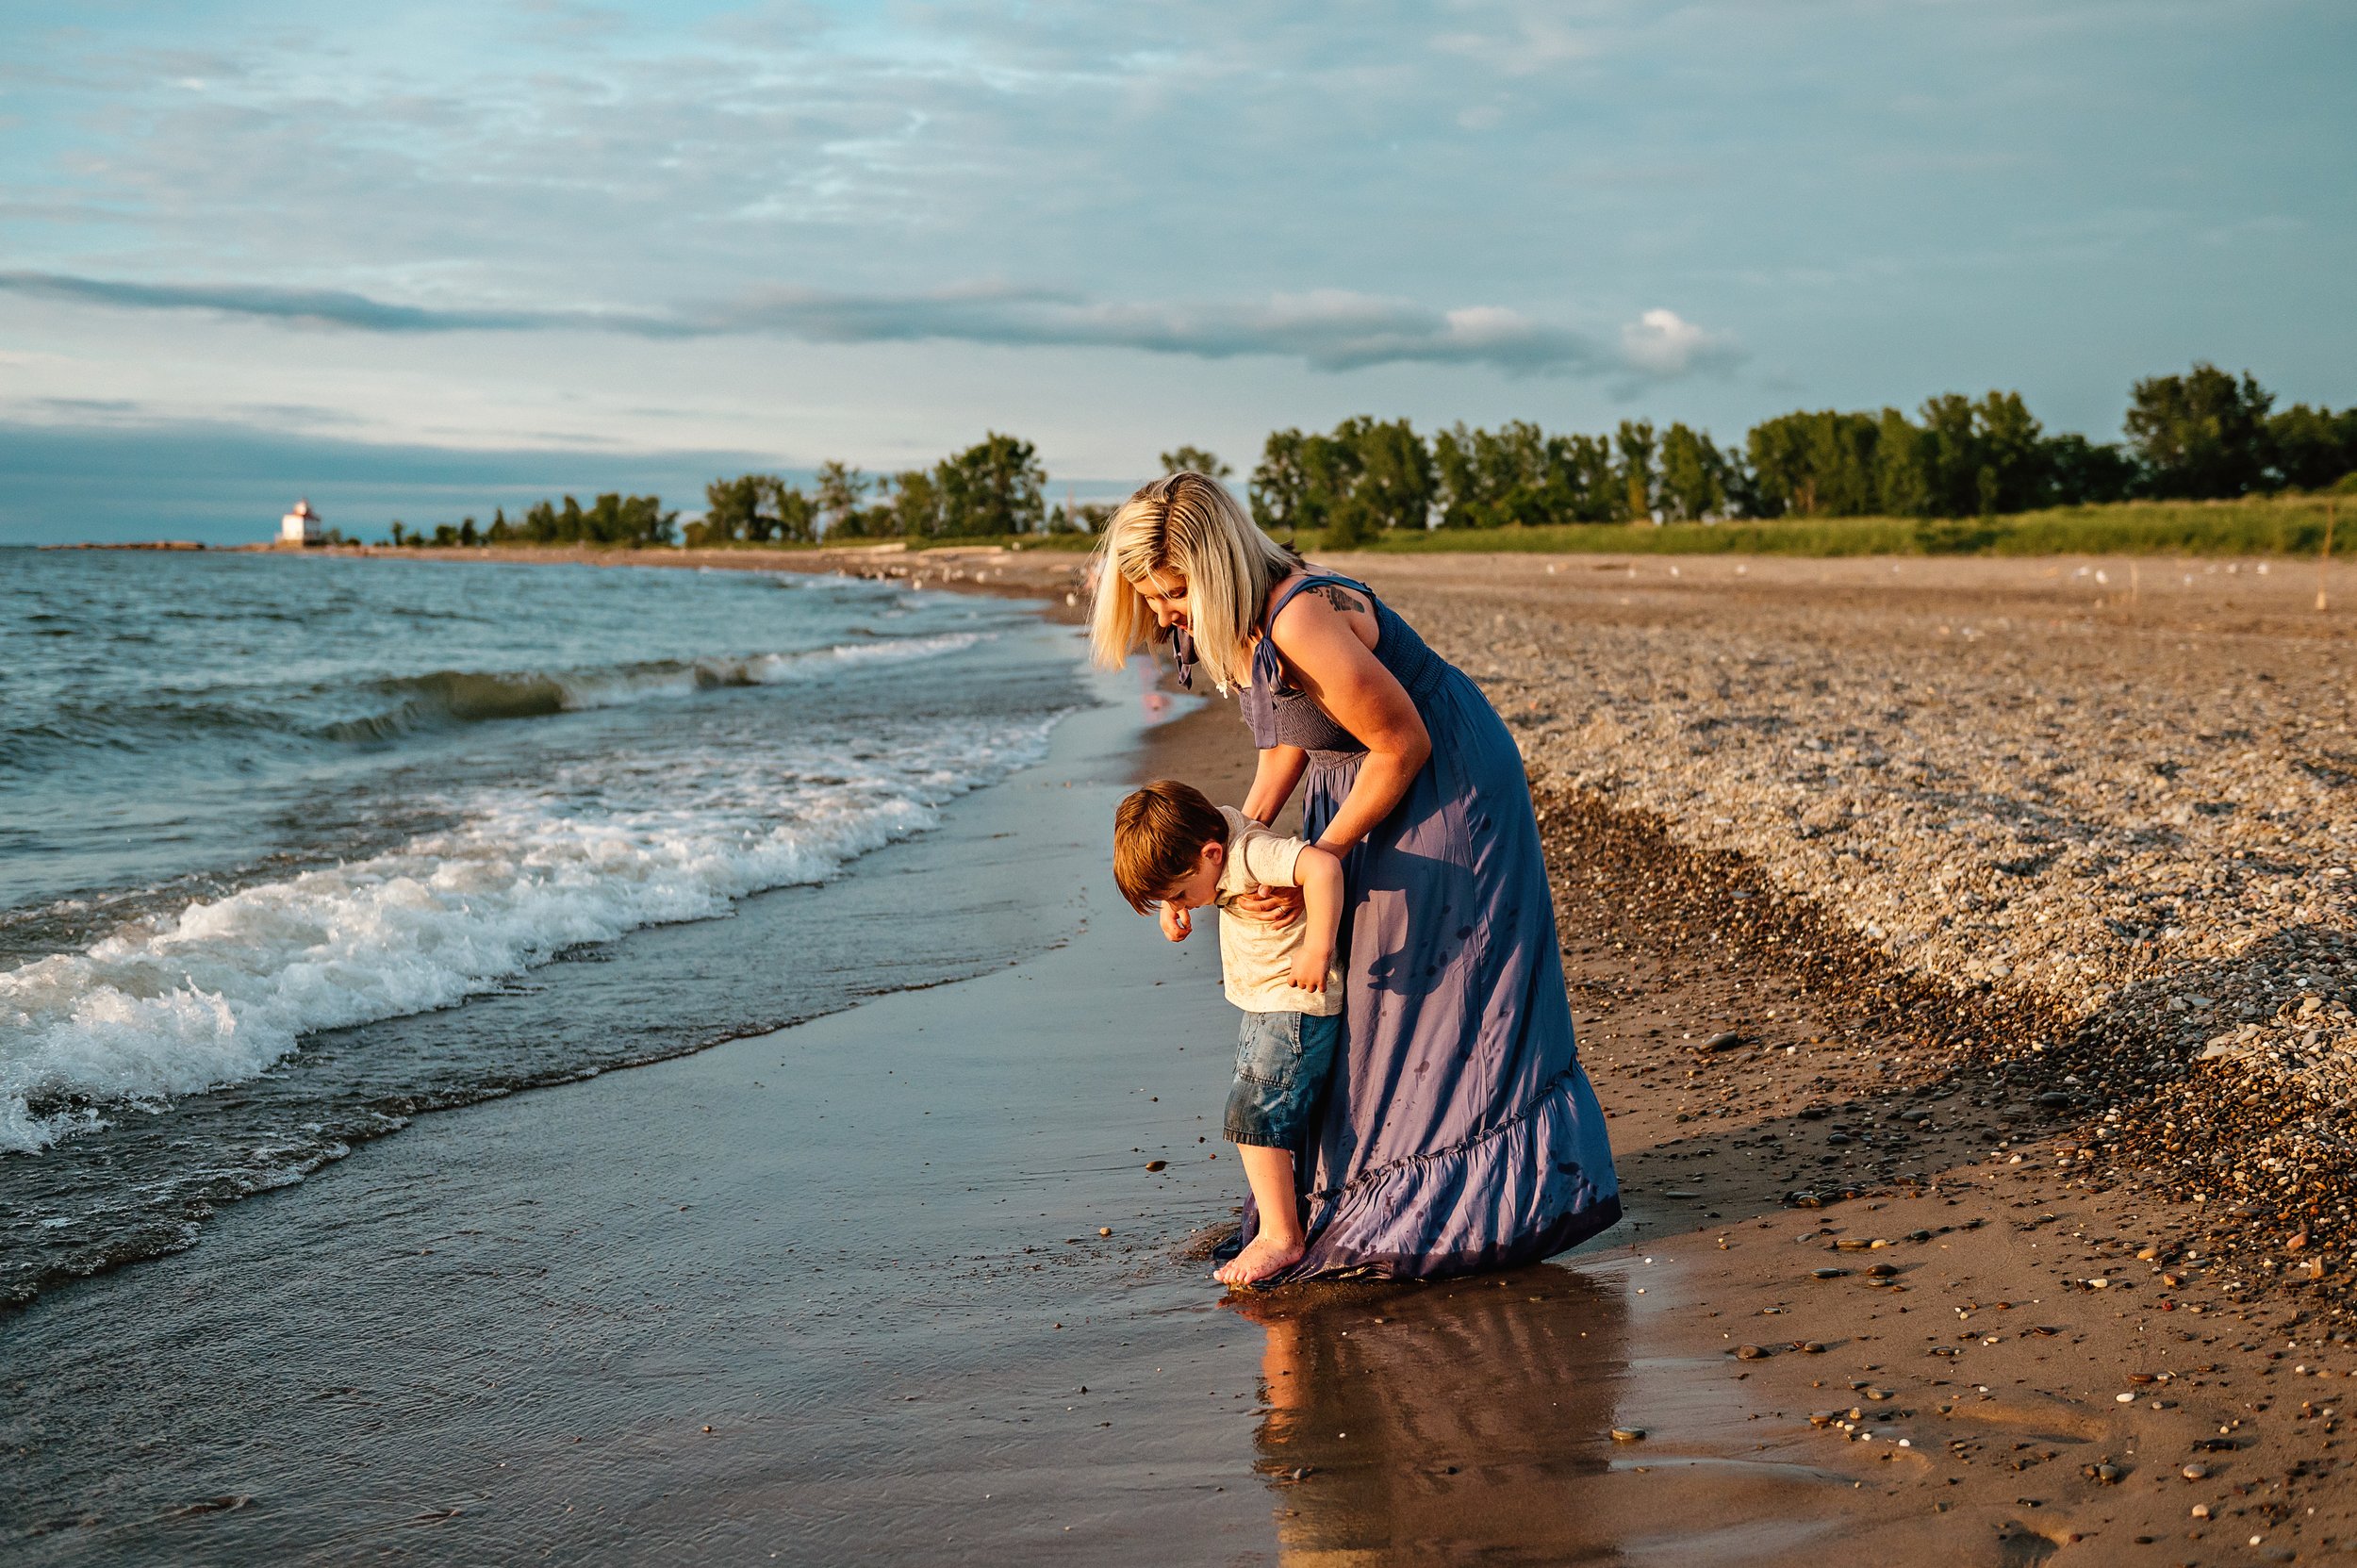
[1254,1068,1622,1285]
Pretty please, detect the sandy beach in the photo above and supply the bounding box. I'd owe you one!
[14,541,2356,1564]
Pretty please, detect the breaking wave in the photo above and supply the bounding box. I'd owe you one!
[0,708,1057,1154]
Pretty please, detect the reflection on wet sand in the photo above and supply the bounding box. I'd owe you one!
[1232,1262,1850,1567]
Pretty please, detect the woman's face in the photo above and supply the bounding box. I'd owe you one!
[1136,569,1191,633]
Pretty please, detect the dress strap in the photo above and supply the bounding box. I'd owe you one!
[1251,573,1376,692]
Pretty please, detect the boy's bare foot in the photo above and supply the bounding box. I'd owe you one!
[1214,1230,1306,1286]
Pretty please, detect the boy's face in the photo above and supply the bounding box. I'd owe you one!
[1154,840,1225,912]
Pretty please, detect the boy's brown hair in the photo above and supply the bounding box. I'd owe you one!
[1113,779,1228,913]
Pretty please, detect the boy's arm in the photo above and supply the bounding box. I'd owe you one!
[1287,844,1344,991]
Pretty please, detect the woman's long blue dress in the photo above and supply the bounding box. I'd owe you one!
[1233,573,1620,1281]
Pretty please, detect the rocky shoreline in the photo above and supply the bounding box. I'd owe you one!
[1362,552,2357,1318]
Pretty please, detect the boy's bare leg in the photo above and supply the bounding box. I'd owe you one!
[1214,1145,1308,1286]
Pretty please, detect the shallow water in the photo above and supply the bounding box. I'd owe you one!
[0,550,1087,1303]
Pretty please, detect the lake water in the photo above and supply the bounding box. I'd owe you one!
[0,548,1088,1306]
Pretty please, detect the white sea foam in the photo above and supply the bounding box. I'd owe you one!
[0,708,1060,1154]
[564,632,986,709]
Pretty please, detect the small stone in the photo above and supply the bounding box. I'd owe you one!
[1809,1411,1839,1427]
[1097,1227,1112,1237]
[1705,1032,1744,1051]
[1866,1263,1899,1278]
[2084,1462,2122,1485]
[1664,1189,1702,1199]
[1798,1341,1827,1354]
[1736,1345,1768,1361]
[2116,1393,2136,1403]
[1145,1160,1166,1171]
[2191,1503,2212,1519]
[1611,1428,1647,1443]
[2036,1092,2071,1108]
[2182,1462,2211,1480]
[1812,1267,1850,1279]
[1864,1387,1893,1401]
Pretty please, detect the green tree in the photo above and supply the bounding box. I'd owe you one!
[2268,404,2357,489]
[699,475,763,544]
[933,433,1047,536]
[887,469,946,537]
[1250,430,1310,530]
[486,506,515,544]
[813,461,870,536]
[1657,423,1730,521]
[1434,421,1523,527]
[458,516,480,547]
[1159,445,1232,480]
[1295,431,1363,533]
[1871,408,1932,518]
[1613,420,1657,521]
[388,521,408,547]
[2042,434,2139,505]
[1970,390,2047,516]
[2125,363,2275,499]
[1337,417,1433,532]
[1744,410,1880,517]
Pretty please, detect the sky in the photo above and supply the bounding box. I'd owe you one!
[2,0,2351,542]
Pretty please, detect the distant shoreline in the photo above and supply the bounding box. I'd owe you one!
[58,487,2349,561]
[38,539,211,551]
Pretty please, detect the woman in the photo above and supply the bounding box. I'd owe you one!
[1091,471,1620,1284]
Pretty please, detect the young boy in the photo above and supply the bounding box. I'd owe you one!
[1113,780,1345,1285]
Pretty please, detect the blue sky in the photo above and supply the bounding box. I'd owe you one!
[2,0,2351,541]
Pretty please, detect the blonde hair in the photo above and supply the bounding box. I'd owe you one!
[1112,779,1228,914]
[1087,471,1296,693]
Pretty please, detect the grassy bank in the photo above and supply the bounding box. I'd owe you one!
[819,491,2349,558]
[1324,492,2352,559]
[359,491,2351,563]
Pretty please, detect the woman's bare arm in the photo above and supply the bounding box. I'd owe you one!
[1273,590,1431,854]
[1242,745,1308,827]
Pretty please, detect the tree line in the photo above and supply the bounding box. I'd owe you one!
[389,493,677,549]
[1248,364,2357,543]
[689,434,1060,544]
[380,363,2352,548]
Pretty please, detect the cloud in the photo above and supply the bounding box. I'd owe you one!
[0,272,677,337]
[2,271,1730,380]
[1618,307,1741,377]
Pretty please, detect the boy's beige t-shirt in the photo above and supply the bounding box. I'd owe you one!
[1213,805,1343,1015]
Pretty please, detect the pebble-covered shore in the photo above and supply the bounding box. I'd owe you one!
[1355,552,2357,1292]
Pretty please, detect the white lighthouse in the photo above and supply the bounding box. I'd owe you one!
[279,498,323,547]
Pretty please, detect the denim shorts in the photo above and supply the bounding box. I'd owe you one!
[1224,1010,1342,1149]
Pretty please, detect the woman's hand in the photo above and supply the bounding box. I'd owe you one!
[1228,884,1305,927]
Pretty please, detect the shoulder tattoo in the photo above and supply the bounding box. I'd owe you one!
[1313,585,1366,615]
